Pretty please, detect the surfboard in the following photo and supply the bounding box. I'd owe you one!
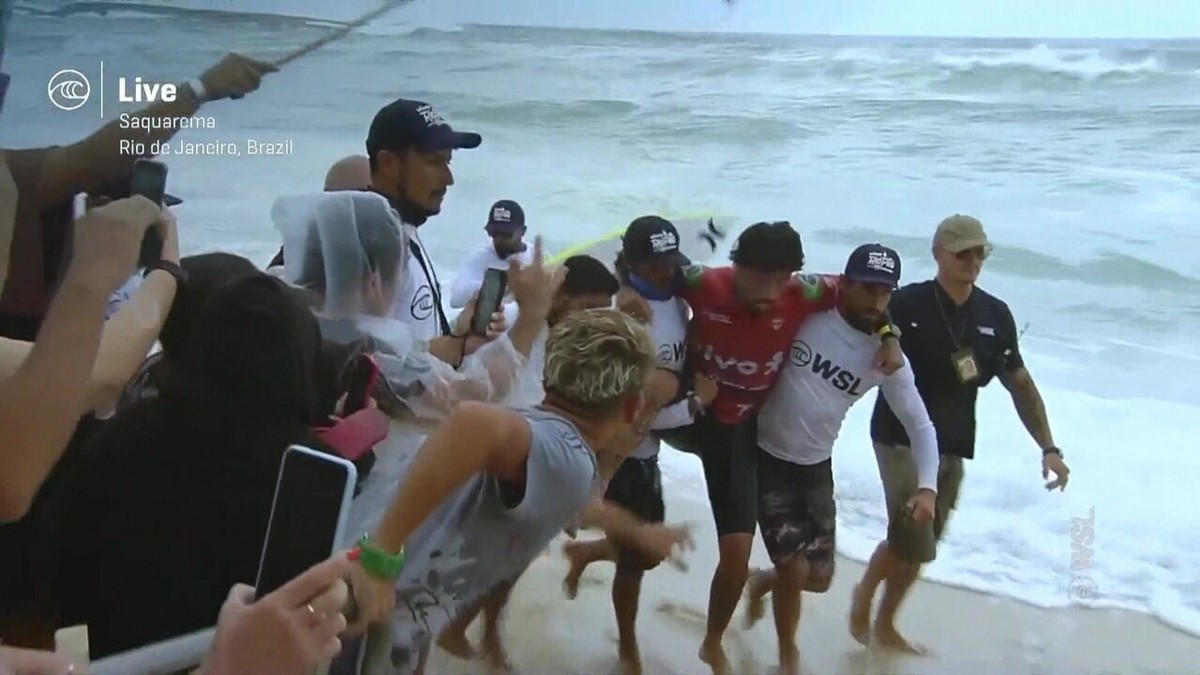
[547,214,733,268]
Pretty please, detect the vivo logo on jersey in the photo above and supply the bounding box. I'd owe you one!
[791,339,864,395]
[702,345,783,376]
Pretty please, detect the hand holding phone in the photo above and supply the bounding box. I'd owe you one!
[471,268,508,336]
[128,159,167,267]
[254,446,357,600]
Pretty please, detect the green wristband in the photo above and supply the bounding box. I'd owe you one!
[356,535,405,581]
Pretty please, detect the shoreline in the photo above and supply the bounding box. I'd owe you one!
[427,488,1200,675]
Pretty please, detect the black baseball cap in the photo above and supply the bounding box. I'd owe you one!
[92,174,183,206]
[365,99,482,157]
[843,243,902,288]
[621,215,690,267]
[485,199,525,233]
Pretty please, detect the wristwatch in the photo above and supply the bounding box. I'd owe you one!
[354,534,405,581]
[877,324,900,341]
[143,259,187,285]
[1043,446,1063,458]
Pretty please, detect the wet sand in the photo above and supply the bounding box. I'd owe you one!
[426,487,1200,675]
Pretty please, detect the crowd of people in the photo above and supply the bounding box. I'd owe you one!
[0,28,1072,675]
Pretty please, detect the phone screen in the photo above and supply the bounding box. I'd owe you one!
[255,446,355,600]
[342,354,378,416]
[471,268,508,336]
[129,159,167,267]
[129,159,167,205]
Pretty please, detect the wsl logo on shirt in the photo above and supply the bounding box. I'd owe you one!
[656,341,685,366]
[790,339,864,396]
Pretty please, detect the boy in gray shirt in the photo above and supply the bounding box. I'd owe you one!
[337,308,693,675]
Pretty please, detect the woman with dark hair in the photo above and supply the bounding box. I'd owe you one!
[115,251,260,410]
[52,273,337,658]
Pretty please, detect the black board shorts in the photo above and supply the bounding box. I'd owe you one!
[653,413,758,537]
[604,456,666,570]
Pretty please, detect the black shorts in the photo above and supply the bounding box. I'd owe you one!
[756,448,836,576]
[654,413,758,537]
[605,456,665,570]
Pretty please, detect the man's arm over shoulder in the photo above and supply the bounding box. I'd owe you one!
[372,401,532,552]
[792,272,841,311]
[674,264,708,303]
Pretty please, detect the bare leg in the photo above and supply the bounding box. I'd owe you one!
[742,567,775,629]
[562,538,616,599]
[772,557,811,675]
[438,601,481,659]
[481,580,516,673]
[612,562,646,675]
[873,543,925,654]
[849,541,889,646]
[698,533,753,675]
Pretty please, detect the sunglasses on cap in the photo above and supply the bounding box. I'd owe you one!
[954,245,991,261]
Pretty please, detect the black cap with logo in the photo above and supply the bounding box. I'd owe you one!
[485,199,525,234]
[365,98,482,157]
[843,243,902,288]
[621,215,690,267]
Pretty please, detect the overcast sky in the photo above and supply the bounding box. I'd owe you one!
[396,0,1199,39]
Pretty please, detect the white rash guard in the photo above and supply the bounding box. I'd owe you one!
[758,309,939,492]
[634,295,691,460]
[448,241,532,309]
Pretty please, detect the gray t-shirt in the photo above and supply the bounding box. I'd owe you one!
[349,407,597,674]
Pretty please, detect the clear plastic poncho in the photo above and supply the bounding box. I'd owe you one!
[271,191,526,423]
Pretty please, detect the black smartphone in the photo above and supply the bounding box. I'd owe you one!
[471,268,508,336]
[128,158,167,267]
[342,353,379,416]
[254,445,357,600]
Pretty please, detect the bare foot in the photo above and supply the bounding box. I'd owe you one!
[437,629,477,660]
[848,583,872,646]
[482,630,514,674]
[617,640,643,675]
[698,637,730,675]
[742,568,773,629]
[562,541,591,599]
[779,645,800,675]
[872,623,928,655]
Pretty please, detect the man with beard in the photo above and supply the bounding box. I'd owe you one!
[617,222,904,674]
[743,244,938,675]
[448,199,533,311]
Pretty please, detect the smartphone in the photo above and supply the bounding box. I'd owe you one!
[471,268,508,336]
[342,353,378,416]
[128,159,167,267]
[254,445,357,600]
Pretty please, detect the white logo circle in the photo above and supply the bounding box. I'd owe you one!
[48,69,91,111]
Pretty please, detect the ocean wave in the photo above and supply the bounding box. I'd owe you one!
[466,99,640,128]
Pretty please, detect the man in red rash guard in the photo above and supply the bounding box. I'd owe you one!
[619,221,902,674]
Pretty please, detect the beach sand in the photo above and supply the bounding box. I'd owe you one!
[426,486,1199,675]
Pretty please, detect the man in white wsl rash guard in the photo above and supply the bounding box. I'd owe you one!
[743,244,938,675]
[561,216,719,675]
